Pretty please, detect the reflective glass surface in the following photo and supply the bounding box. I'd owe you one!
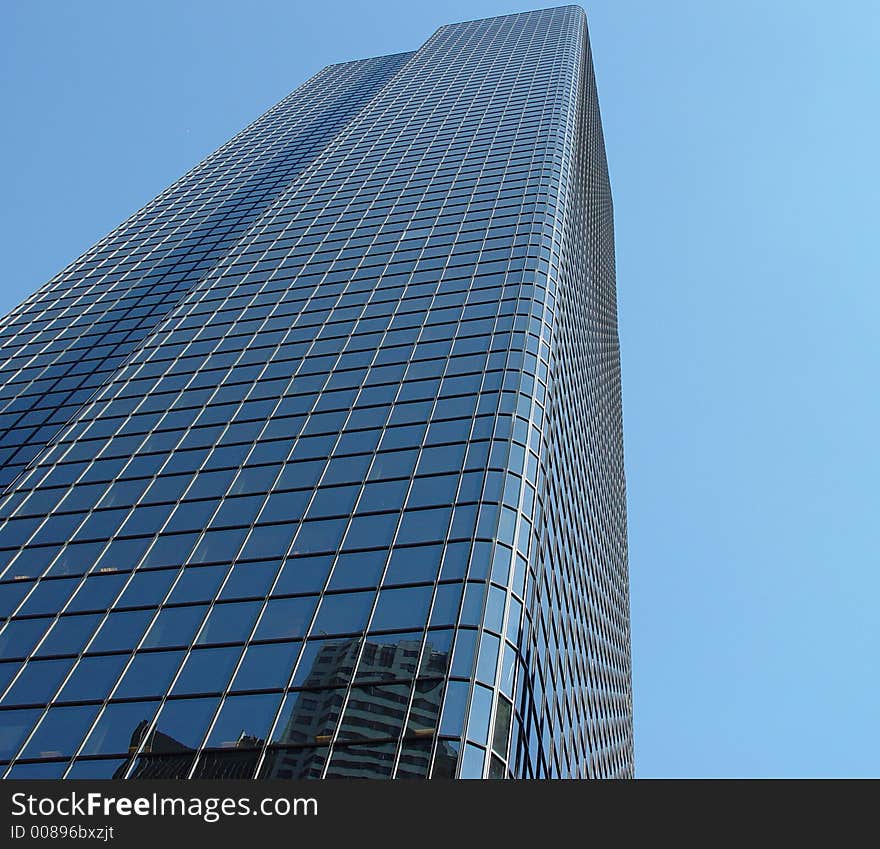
[0,7,631,780]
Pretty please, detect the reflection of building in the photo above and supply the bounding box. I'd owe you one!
[119,721,262,780]
[0,7,631,780]
[265,637,448,779]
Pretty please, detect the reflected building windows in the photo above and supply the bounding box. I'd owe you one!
[0,7,630,780]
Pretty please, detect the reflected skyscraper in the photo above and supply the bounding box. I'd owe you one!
[0,6,632,779]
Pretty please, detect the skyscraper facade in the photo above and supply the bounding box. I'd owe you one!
[0,6,632,780]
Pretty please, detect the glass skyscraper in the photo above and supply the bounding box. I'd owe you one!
[0,6,632,780]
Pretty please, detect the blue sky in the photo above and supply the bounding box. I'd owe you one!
[2,1,879,777]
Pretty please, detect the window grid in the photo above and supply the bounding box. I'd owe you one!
[0,7,631,781]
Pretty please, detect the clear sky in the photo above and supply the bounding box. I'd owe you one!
[2,1,879,778]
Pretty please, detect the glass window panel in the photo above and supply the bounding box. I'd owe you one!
[258,490,310,525]
[383,545,442,585]
[419,629,453,677]
[439,680,468,737]
[290,638,360,689]
[205,692,281,748]
[425,418,472,445]
[258,744,329,779]
[305,485,360,518]
[231,641,301,692]
[436,542,469,584]
[218,561,277,601]
[466,684,493,746]
[0,708,42,760]
[189,529,248,564]
[327,551,385,590]
[476,632,500,684]
[429,583,464,627]
[488,755,504,780]
[388,400,432,425]
[378,424,425,451]
[407,473,459,507]
[71,509,126,543]
[490,545,512,585]
[17,578,79,616]
[450,629,478,678]
[355,631,422,682]
[356,480,409,513]
[337,682,409,741]
[20,704,100,759]
[117,503,173,537]
[270,687,346,746]
[492,696,512,757]
[460,743,485,779]
[58,654,128,702]
[115,651,185,698]
[34,614,101,657]
[416,444,465,476]
[395,507,451,545]
[80,700,161,756]
[142,605,208,649]
[141,533,199,568]
[1,658,72,706]
[457,470,484,502]
[87,609,152,653]
[484,585,506,633]
[273,554,332,596]
[211,494,263,528]
[6,761,67,778]
[167,565,228,603]
[238,524,297,561]
[190,747,259,779]
[0,660,19,694]
[93,538,151,573]
[142,475,190,505]
[117,569,177,607]
[312,591,374,636]
[291,519,347,556]
[0,618,53,659]
[370,585,432,632]
[0,582,31,618]
[253,596,317,641]
[67,573,127,612]
[342,513,398,550]
[406,678,444,734]
[148,697,217,752]
[396,738,432,779]
[274,460,324,492]
[499,643,516,698]
[3,549,50,581]
[66,758,127,779]
[171,646,242,695]
[227,465,278,497]
[459,582,486,626]
[185,470,236,501]
[367,450,417,480]
[46,541,104,577]
[196,600,261,645]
